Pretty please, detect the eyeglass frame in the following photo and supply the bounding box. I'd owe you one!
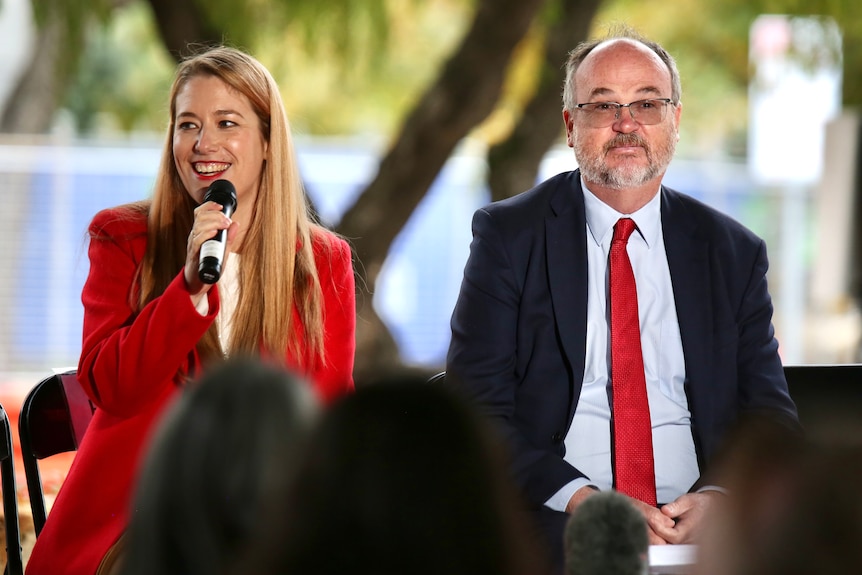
[573,98,675,127]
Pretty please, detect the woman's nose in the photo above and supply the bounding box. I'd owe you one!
[194,128,218,153]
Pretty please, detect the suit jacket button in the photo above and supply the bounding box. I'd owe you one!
[552,432,563,443]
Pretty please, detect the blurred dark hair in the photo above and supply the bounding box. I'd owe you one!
[735,442,862,575]
[240,376,547,575]
[120,358,319,575]
[697,413,862,575]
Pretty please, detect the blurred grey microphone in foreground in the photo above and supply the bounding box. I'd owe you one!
[564,491,648,575]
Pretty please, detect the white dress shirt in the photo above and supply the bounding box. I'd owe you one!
[545,181,699,510]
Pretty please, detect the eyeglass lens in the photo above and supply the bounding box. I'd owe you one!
[580,100,669,127]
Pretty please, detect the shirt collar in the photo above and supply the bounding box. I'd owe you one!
[582,177,662,248]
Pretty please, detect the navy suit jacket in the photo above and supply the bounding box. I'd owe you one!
[446,170,798,552]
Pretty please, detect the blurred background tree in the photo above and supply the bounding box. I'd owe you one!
[2,0,860,382]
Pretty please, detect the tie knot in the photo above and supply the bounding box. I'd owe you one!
[613,218,637,244]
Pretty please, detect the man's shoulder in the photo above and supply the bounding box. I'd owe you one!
[662,187,762,246]
[484,171,579,217]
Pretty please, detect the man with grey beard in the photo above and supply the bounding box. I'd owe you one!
[445,25,798,572]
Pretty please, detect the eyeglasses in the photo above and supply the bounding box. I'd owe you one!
[574,98,674,128]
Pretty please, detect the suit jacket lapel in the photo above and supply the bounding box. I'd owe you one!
[546,174,588,405]
[662,188,713,393]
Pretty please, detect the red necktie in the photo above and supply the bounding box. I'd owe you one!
[609,218,657,506]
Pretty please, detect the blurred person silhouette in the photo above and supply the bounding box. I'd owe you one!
[445,23,798,569]
[119,358,319,575]
[696,416,862,575]
[564,491,648,575]
[25,46,356,575]
[238,377,549,575]
[744,444,862,575]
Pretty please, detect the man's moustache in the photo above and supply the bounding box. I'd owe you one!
[605,134,647,152]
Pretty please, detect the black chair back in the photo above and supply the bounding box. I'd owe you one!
[784,364,862,427]
[18,370,95,537]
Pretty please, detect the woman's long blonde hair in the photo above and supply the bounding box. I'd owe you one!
[138,46,325,370]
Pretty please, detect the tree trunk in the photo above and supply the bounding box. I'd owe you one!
[487,0,602,202]
[147,0,223,61]
[0,15,63,134]
[335,0,549,384]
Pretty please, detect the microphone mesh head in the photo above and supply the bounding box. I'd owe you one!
[564,491,649,575]
[203,179,237,210]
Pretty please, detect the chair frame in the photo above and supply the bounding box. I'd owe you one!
[18,370,95,538]
[783,363,862,425]
[0,404,22,575]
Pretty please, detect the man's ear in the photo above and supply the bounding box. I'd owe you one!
[563,109,576,148]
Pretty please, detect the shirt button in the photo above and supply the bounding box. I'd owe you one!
[552,432,563,442]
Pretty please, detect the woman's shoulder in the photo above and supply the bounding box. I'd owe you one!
[308,226,354,286]
[89,202,150,238]
[310,226,351,259]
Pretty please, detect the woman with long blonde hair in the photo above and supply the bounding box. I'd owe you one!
[25,46,356,575]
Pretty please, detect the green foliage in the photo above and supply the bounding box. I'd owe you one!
[32,0,113,85]
[264,0,471,136]
[281,0,391,63]
[44,0,862,154]
[61,3,175,135]
[55,0,471,137]
[199,0,396,72]
[39,0,428,132]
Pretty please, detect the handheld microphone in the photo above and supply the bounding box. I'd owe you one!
[198,179,237,284]
[564,491,649,575]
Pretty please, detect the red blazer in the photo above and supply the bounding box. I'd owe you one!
[26,207,356,574]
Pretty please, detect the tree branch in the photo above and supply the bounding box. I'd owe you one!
[487,0,602,202]
[335,0,549,287]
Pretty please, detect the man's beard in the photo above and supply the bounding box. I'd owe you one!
[574,129,677,189]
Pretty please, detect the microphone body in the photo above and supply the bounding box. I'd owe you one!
[564,491,649,575]
[198,180,237,284]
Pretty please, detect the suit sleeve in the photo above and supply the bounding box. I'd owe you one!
[685,229,800,491]
[77,212,217,418]
[735,239,797,418]
[447,208,583,506]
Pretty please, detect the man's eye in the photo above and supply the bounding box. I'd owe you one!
[595,103,616,111]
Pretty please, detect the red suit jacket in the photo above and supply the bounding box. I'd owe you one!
[26,207,356,574]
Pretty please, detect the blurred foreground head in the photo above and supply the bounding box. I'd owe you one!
[241,376,548,575]
[121,358,320,575]
[697,413,862,575]
[564,491,648,575]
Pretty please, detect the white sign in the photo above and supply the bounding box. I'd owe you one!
[748,15,842,186]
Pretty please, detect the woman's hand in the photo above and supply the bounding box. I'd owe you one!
[184,200,238,301]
